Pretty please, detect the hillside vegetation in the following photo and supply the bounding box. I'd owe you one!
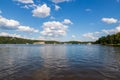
[0,36,42,44]
[0,36,93,44]
[95,32,120,45]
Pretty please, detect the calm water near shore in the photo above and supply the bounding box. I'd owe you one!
[0,44,120,80]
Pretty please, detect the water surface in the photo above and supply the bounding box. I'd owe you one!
[0,44,120,80]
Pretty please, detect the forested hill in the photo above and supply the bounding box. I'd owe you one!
[0,36,93,44]
[0,36,41,44]
[95,32,120,45]
[0,36,62,44]
[0,36,63,44]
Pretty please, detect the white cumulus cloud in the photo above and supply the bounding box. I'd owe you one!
[102,26,120,34]
[101,18,118,24]
[0,16,20,29]
[115,25,120,32]
[102,29,115,34]
[82,32,99,40]
[16,0,34,4]
[83,25,120,41]
[18,26,39,33]
[41,21,68,38]
[32,4,51,18]
[62,19,73,24]
[0,16,39,33]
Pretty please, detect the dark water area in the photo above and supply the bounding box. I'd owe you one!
[0,44,120,80]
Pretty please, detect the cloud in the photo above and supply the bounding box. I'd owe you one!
[15,2,50,18]
[0,16,39,33]
[62,19,73,24]
[115,25,120,32]
[72,35,76,38]
[83,29,117,40]
[21,5,29,9]
[101,18,118,24]
[15,0,34,4]
[51,0,71,3]
[41,21,68,38]
[28,4,37,8]
[20,4,37,9]
[32,4,51,18]
[83,25,120,41]
[55,5,60,11]
[14,0,37,10]
[85,8,92,12]
[0,16,20,29]
[0,32,22,38]
[102,26,120,34]
[94,31,101,34]
[18,26,39,32]
[82,32,99,40]
[102,29,115,34]
[50,16,55,20]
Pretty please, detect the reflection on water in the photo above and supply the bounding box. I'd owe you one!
[0,44,120,80]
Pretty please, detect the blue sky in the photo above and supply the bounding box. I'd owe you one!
[0,0,120,41]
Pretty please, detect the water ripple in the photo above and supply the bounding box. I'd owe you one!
[0,44,120,80]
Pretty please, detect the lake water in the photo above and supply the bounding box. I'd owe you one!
[0,44,120,80]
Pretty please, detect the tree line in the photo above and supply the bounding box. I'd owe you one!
[0,36,93,44]
[95,32,120,45]
[0,36,41,44]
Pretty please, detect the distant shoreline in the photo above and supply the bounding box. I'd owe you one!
[0,36,93,44]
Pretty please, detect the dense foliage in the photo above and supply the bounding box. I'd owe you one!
[0,36,92,44]
[95,32,120,45]
[45,41,61,44]
[64,41,81,44]
[0,36,62,44]
[0,36,41,44]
